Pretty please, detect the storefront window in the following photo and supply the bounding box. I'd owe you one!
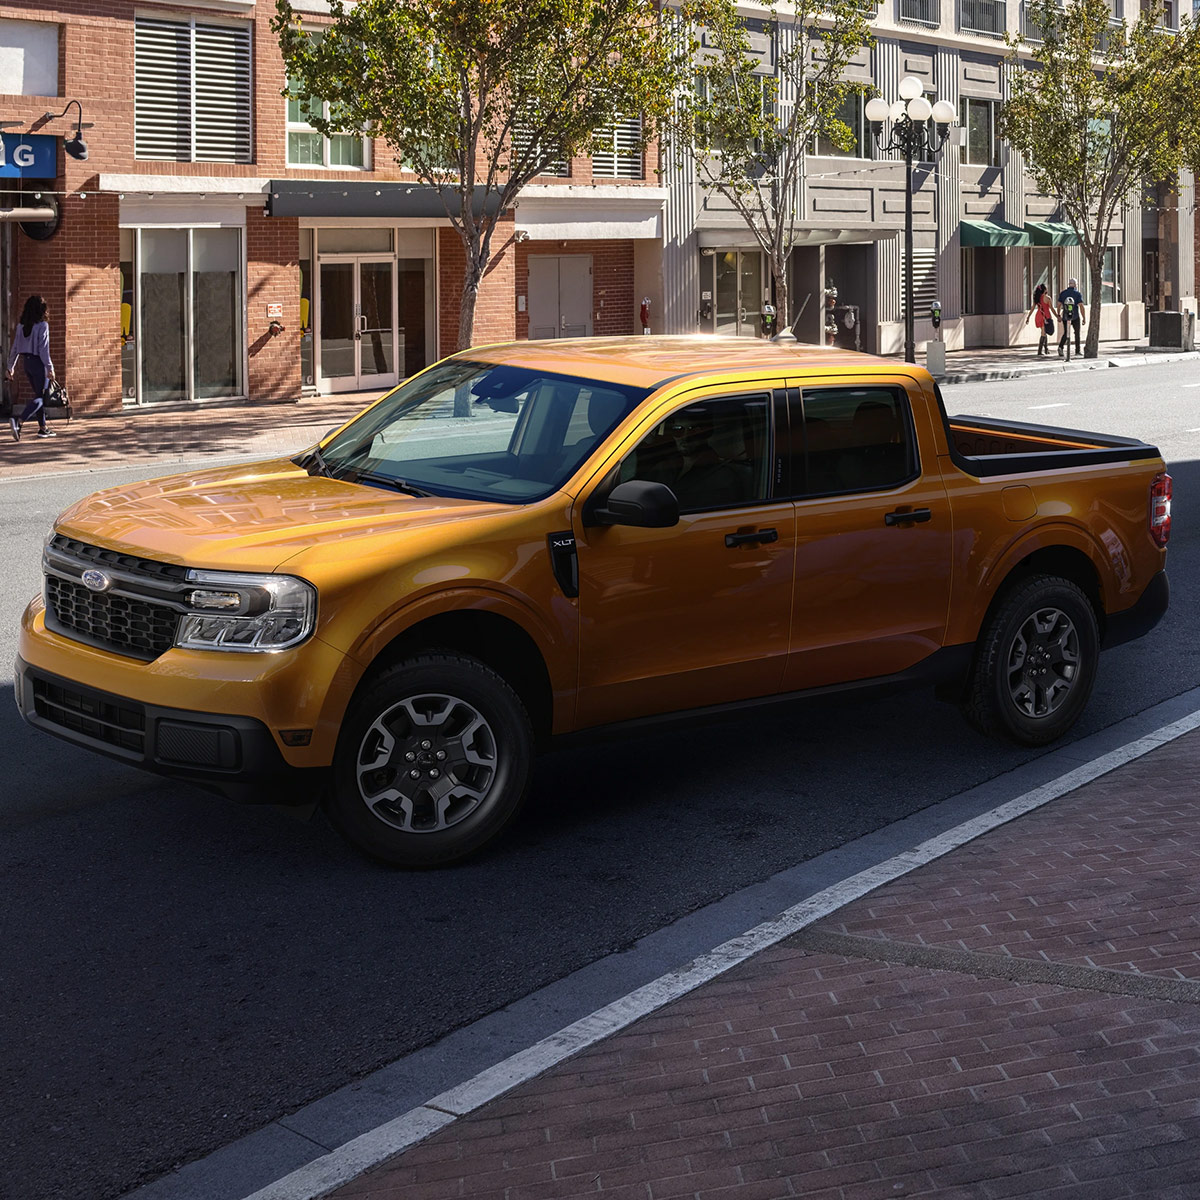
[140,229,188,403]
[120,229,136,400]
[1088,247,1121,305]
[192,229,240,398]
[300,228,314,388]
[135,226,243,404]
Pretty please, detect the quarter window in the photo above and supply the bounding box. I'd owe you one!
[621,393,771,512]
[799,386,916,494]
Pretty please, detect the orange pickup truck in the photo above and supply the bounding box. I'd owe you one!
[16,338,1171,866]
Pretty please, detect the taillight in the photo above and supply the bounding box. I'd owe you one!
[1150,472,1172,548]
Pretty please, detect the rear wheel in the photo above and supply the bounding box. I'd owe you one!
[329,653,533,867]
[962,575,1100,746]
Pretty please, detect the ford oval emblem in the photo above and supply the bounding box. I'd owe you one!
[81,569,112,593]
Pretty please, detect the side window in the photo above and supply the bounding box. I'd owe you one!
[799,386,916,495]
[620,393,771,513]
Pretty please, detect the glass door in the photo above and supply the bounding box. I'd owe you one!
[358,260,395,387]
[318,257,398,392]
[707,250,766,337]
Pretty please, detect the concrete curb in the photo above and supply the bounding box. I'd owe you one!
[938,349,1200,386]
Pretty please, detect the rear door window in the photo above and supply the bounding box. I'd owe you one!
[796,385,918,496]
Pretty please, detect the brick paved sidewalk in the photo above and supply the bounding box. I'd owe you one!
[329,728,1200,1200]
[0,391,379,481]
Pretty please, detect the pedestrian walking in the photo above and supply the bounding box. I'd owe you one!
[1024,283,1055,357]
[1057,277,1085,358]
[6,295,57,441]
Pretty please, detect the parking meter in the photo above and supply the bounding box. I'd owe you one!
[930,300,942,331]
[1063,296,1076,322]
[761,302,777,339]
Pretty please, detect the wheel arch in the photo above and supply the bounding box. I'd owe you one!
[352,609,556,746]
[974,540,1104,643]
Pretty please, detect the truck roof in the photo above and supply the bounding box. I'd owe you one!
[463,336,923,391]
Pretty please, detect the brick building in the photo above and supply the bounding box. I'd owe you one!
[0,0,664,415]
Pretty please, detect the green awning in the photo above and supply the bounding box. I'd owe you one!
[1025,221,1081,246]
[960,219,1032,247]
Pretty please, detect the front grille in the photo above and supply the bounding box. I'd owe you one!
[50,535,188,582]
[43,536,188,660]
[46,574,179,659]
[31,675,146,755]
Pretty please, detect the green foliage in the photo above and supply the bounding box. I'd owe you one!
[273,0,706,348]
[674,0,874,324]
[1001,0,1200,353]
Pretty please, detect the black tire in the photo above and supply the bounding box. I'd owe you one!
[962,574,1100,746]
[328,652,534,867]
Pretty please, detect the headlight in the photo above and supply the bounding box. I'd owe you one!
[175,570,316,653]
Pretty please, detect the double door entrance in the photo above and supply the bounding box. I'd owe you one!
[527,255,593,339]
[700,249,765,338]
[319,257,397,392]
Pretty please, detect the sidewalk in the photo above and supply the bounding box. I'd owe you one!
[317,724,1200,1200]
[3,339,1197,483]
[0,391,377,481]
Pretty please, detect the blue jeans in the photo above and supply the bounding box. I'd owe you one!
[17,354,47,432]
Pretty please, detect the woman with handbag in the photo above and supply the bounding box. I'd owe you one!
[1024,283,1055,358]
[5,294,57,440]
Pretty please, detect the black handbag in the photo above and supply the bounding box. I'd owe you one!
[0,376,11,420]
[1043,316,1055,336]
[42,379,72,422]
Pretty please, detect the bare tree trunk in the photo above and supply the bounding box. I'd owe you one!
[457,261,482,353]
[1084,249,1104,359]
[774,254,789,335]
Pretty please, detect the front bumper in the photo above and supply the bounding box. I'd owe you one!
[16,596,358,801]
[14,657,323,803]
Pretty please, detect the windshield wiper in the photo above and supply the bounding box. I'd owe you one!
[301,445,334,478]
[346,470,433,498]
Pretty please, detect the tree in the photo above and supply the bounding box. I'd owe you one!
[1001,0,1200,358]
[273,0,701,351]
[676,0,874,331]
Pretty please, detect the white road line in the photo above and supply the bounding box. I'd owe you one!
[1180,383,1200,388]
[240,707,1200,1200]
[1027,402,1071,409]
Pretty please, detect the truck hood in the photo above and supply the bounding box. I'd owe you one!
[53,457,510,573]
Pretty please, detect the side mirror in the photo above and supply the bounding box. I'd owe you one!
[590,480,680,528]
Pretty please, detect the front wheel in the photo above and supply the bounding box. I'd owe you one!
[329,652,534,867]
[962,575,1100,746]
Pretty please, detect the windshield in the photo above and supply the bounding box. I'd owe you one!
[315,359,650,503]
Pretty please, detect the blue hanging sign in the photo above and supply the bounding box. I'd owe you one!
[0,133,56,178]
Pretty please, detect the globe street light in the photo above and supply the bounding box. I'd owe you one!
[866,80,957,363]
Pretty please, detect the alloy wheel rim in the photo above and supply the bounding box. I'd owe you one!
[356,693,498,833]
[1006,606,1081,719]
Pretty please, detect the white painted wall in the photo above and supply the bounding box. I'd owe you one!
[0,18,58,98]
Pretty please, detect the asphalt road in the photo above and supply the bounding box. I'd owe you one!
[2,359,1199,1200]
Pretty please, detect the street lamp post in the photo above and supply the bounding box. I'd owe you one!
[866,79,957,364]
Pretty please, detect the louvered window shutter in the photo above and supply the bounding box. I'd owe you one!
[135,17,252,163]
[194,24,252,162]
[593,117,643,179]
[135,18,192,161]
[512,125,568,178]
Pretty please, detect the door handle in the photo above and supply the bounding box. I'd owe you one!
[884,508,932,526]
[725,527,779,548]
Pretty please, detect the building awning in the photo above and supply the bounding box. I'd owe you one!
[1025,221,1081,245]
[514,185,666,241]
[266,180,501,220]
[697,223,897,250]
[960,219,1031,247]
